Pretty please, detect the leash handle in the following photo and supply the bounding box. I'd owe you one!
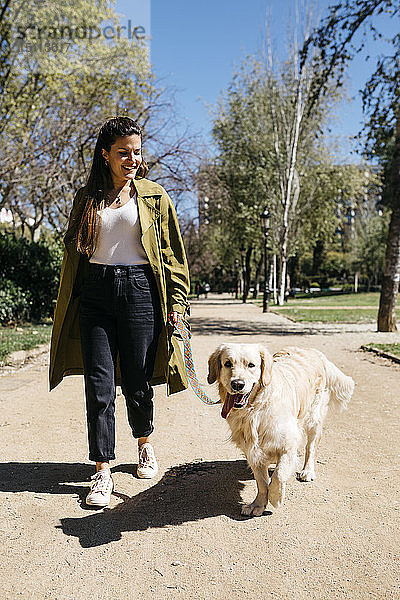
[173,314,219,405]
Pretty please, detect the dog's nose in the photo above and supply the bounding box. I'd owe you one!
[231,379,245,392]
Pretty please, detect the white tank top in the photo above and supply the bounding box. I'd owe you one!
[90,195,149,265]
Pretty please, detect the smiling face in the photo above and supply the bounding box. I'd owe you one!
[102,134,142,187]
[208,344,271,419]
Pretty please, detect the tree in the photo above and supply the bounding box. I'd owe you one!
[352,205,389,290]
[257,46,344,303]
[0,0,151,229]
[0,1,198,238]
[307,164,380,288]
[302,0,400,330]
[208,44,346,303]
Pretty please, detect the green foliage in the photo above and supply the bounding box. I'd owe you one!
[351,206,389,288]
[0,0,157,235]
[301,0,400,331]
[303,0,399,132]
[199,49,376,297]
[321,251,352,286]
[0,280,31,325]
[0,233,63,322]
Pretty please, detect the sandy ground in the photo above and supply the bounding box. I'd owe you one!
[1,294,399,600]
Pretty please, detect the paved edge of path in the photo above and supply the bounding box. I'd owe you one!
[360,344,400,364]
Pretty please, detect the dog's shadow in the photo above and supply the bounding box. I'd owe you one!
[0,459,259,548]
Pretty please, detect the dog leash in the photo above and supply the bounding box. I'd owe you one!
[173,314,219,405]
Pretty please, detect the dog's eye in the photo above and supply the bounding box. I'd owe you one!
[224,360,232,368]
[248,362,255,368]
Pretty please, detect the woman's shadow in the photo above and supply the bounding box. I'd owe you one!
[0,459,266,547]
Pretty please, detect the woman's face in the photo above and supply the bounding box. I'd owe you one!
[102,134,142,186]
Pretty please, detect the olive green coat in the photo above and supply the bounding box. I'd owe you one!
[49,178,190,395]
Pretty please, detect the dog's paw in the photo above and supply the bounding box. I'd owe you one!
[268,479,285,508]
[241,502,266,517]
[296,469,316,482]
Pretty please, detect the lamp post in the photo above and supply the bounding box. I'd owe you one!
[261,206,270,313]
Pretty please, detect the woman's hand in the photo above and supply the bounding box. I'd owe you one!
[167,311,178,329]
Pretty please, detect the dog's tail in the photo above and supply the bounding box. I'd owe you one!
[322,354,354,411]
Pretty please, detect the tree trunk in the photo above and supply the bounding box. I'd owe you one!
[377,205,400,331]
[278,254,287,305]
[278,230,288,305]
[269,262,274,302]
[312,239,325,276]
[288,254,299,291]
[377,115,400,332]
[252,254,263,299]
[0,184,11,211]
[242,246,253,303]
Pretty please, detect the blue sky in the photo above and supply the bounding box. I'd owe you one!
[116,0,398,163]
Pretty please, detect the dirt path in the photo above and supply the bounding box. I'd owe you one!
[1,294,399,600]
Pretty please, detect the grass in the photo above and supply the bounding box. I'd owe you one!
[0,324,52,365]
[365,343,400,358]
[271,308,387,323]
[282,292,381,307]
[252,291,400,323]
[253,291,382,309]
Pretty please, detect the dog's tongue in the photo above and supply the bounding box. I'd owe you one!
[221,394,242,419]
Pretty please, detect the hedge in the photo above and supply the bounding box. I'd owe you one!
[0,233,63,324]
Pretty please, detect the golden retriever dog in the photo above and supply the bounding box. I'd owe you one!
[208,344,354,516]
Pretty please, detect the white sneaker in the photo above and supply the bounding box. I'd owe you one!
[86,470,113,507]
[137,443,158,479]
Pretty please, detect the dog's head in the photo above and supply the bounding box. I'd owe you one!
[207,343,272,418]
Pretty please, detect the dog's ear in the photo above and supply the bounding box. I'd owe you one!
[208,346,224,384]
[259,346,273,387]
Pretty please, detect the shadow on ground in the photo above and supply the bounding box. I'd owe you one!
[0,459,262,547]
[191,317,309,336]
[0,461,94,495]
[190,317,372,336]
[191,300,243,306]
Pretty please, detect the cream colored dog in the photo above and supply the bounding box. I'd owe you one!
[208,344,354,515]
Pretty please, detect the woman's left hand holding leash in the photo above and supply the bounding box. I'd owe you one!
[167,311,178,331]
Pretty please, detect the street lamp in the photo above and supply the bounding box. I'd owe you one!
[261,206,270,313]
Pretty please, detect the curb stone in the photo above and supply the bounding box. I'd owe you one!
[360,344,400,365]
[4,343,50,368]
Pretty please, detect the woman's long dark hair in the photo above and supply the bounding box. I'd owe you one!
[77,116,149,257]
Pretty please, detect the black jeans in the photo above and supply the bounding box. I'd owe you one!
[79,263,162,462]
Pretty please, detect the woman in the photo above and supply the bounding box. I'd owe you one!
[49,117,190,508]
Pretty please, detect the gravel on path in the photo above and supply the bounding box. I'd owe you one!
[1,294,399,600]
